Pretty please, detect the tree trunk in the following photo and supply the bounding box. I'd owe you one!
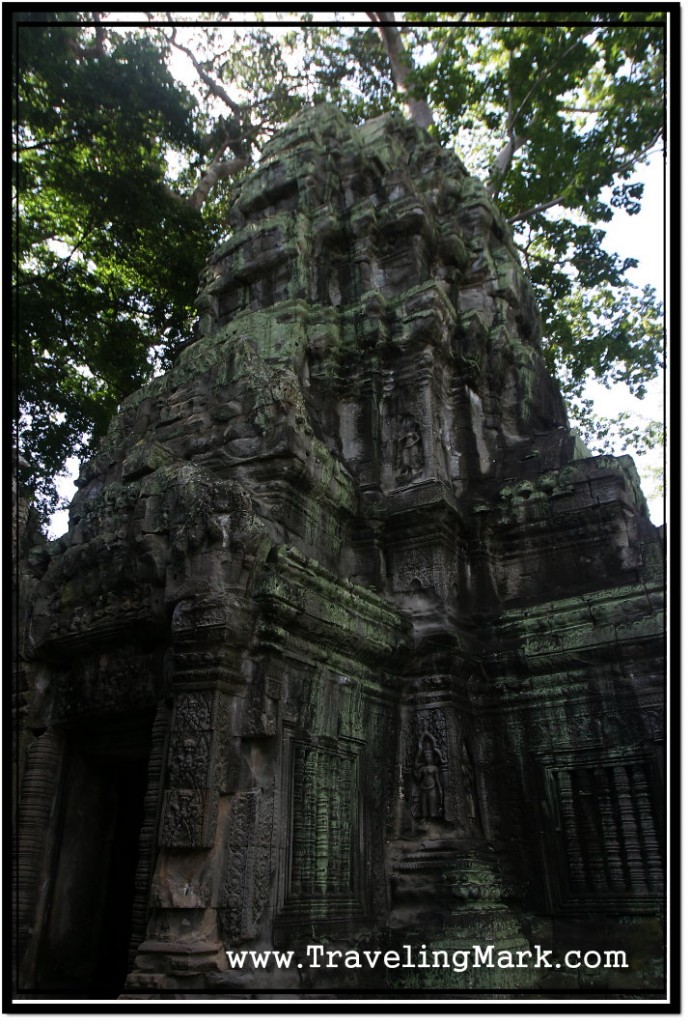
[188,157,248,212]
[368,12,434,130]
[487,134,527,198]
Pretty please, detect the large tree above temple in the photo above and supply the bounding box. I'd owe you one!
[11,10,668,518]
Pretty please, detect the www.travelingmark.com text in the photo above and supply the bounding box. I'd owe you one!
[225,943,628,973]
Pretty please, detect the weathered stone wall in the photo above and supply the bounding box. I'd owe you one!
[15,105,665,998]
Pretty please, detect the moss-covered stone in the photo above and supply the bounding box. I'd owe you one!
[16,104,665,1000]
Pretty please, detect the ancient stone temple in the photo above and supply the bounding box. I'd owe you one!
[14,105,665,999]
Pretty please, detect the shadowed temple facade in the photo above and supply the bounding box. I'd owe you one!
[14,106,666,998]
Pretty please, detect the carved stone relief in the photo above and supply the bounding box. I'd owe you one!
[15,103,666,998]
[285,738,361,907]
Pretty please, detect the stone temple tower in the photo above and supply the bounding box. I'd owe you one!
[15,106,665,998]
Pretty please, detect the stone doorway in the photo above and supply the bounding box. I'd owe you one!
[36,714,154,997]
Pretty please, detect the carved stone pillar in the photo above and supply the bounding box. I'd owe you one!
[129,598,238,988]
[594,767,626,892]
[417,348,436,482]
[127,701,172,969]
[14,729,64,990]
[631,763,664,893]
[357,356,383,496]
[613,764,648,894]
[557,769,587,893]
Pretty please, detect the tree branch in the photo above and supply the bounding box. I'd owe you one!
[610,139,663,179]
[563,106,606,115]
[507,137,662,225]
[158,16,258,210]
[488,33,589,197]
[66,15,107,61]
[16,135,80,153]
[165,16,244,120]
[434,16,468,59]
[508,195,566,224]
[510,35,586,133]
[18,222,97,286]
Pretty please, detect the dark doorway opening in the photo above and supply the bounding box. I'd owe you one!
[89,755,149,996]
[36,715,153,997]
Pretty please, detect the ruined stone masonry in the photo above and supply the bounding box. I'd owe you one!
[14,105,665,998]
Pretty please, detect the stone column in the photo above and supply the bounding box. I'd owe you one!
[14,729,64,990]
[129,598,237,989]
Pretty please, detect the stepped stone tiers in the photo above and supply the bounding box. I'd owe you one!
[15,106,665,999]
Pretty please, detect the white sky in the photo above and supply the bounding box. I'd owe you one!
[583,153,665,525]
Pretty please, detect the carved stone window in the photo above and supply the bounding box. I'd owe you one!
[544,757,664,913]
[280,734,363,919]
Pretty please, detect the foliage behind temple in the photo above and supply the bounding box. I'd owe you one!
[12,11,666,518]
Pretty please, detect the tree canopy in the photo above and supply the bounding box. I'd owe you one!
[11,10,667,521]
